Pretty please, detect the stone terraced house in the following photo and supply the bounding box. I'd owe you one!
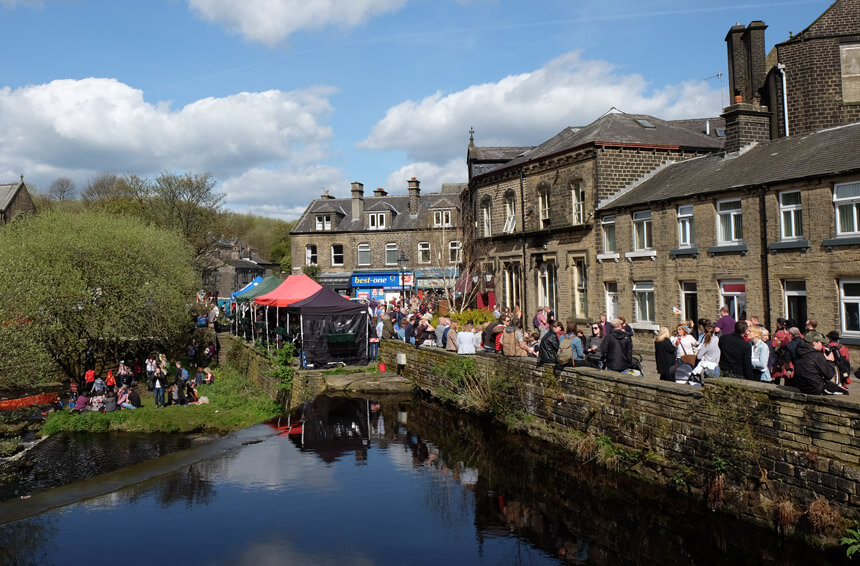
[290,178,465,303]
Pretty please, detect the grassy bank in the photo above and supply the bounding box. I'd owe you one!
[41,366,280,435]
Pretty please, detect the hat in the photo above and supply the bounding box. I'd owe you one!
[776,318,786,326]
[804,331,826,344]
[826,331,840,341]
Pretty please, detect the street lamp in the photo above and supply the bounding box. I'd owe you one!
[397,251,409,307]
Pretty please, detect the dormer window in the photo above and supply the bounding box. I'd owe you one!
[315,214,331,231]
[433,209,452,227]
[368,212,386,230]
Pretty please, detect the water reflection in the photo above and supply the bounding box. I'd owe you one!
[0,394,851,565]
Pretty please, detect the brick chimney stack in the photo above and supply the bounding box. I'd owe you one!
[351,181,364,219]
[721,101,771,153]
[408,177,420,215]
[726,21,768,107]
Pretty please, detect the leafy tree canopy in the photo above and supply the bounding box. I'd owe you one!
[0,209,196,391]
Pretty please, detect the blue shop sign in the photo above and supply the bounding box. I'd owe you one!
[351,272,413,288]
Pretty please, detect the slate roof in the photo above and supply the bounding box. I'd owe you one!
[472,113,724,179]
[293,189,463,234]
[600,121,860,210]
[0,182,24,211]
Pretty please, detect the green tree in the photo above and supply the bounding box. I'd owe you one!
[0,209,196,390]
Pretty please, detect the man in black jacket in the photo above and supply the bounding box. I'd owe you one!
[718,321,753,379]
[600,319,633,372]
[794,331,849,395]
[537,321,563,366]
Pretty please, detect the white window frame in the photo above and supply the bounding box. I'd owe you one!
[357,243,370,266]
[717,199,743,245]
[602,216,616,253]
[503,195,516,233]
[633,210,653,250]
[418,242,431,264]
[783,280,807,324]
[305,244,317,266]
[571,181,585,225]
[720,280,747,321]
[330,244,344,266]
[448,241,462,264]
[633,281,655,323]
[840,280,860,337]
[315,214,331,231]
[681,281,697,322]
[834,181,860,236]
[539,190,551,229]
[385,243,398,266]
[605,282,619,320]
[571,257,588,317]
[433,209,452,228]
[536,261,557,314]
[677,205,694,248]
[502,263,521,308]
[368,212,386,230]
[779,191,803,240]
[480,201,492,237]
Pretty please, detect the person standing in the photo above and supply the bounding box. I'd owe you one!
[748,326,772,382]
[537,321,563,366]
[600,319,633,372]
[718,321,753,379]
[715,306,735,336]
[153,366,165,408]
[654,327,677,382]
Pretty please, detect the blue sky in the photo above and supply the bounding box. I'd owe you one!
[0,0,833,219]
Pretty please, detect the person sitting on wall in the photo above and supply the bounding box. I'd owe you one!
[794,331,849,395]
[537,321,563,366]
[600,319,633,373]
[718,321,753,380]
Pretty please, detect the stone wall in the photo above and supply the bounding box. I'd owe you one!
[381,339,860,527]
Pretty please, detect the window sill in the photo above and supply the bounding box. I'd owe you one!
[669,247,698,258]
[840,336,860,345]
[768,239,810,252]
[596,252,620,263]
[629,322,659,332]
[625,250,656,261]
[823,236,860,251]
[707,243,748,256]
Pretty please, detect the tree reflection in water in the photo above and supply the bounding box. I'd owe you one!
[0,516,57,566]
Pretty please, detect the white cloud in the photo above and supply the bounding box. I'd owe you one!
[188,0,407,47]
[360,51,723,162]
[0,78,338,208]
[383,159,466,194]
[220,164,348,221]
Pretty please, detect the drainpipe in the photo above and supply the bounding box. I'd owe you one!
[759,189,772,330]
[776,63,789,136]
[519,168,528,327]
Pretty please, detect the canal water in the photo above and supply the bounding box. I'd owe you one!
[0,394,848,565]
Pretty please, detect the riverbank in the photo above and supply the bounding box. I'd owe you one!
[40,366,280,435]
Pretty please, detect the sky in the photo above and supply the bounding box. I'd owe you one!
[0,0,834,220]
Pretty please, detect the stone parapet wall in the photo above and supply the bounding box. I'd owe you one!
[381,339,860,526]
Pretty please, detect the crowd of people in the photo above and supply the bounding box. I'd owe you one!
[366,295,854,398]
[366,297,642,374]
[653,307,853,395]
[69,348,217,413]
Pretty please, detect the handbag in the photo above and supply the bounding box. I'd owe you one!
[679,341,697,366]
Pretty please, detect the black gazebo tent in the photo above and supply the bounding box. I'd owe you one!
[286,287,368,367]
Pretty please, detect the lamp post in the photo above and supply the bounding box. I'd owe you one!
[397,251,409,307]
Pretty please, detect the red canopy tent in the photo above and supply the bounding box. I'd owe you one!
[254,274,322,307]
[253,274,323,350]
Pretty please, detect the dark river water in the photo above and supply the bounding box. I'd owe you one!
[0,394,848,565]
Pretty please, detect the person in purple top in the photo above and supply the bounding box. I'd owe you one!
[714,306,736,336]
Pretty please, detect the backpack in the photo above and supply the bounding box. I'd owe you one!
[557,337,573,364]
[441,327,450,348]
[829,342,851,379]
[494,330,504,352]
[181,368,189,381]
[772,347,795,383]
